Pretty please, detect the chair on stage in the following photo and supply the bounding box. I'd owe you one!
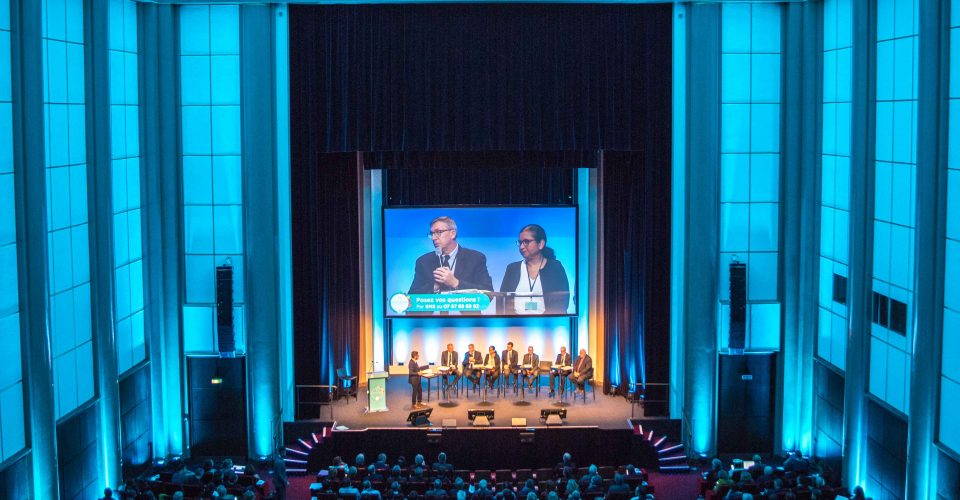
[336,367,358,402]
[535,360,553,397]
[572,374,596,402]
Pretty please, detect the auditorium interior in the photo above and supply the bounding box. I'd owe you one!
[0,0,959,499]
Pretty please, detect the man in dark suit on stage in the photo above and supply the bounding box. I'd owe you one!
[567,348,593,394]
[408,216,494,294]
[483,346,501,389]
[501,341,520,389]
[440,343,461,387]
[463,343,483,387]
[408,351,428,408]
[521,346,540,390]
[549,346,572,398]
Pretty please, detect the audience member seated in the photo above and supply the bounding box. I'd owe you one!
[367,464,384,483]
[339,479,361,499]
[170,460,200,484]
[607,473,631,495]
[584,475,605,498]
[99,487,114,500]
[578,464,599,489]
[555,453,577,479]
[747,455,765,479]
[425,478,447,499]
[361,479,383,500]
[518,478,537,498]
[713,469,734,497]
[563,478,580,498]
[374,453,390,471]
[706,458,725,484]
[385,481,404,500]
[783,451,810,475]
[433,452,454,475]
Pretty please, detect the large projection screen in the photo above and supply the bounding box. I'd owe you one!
[383,206,578,317]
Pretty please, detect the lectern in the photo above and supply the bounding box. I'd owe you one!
[367,371,390,413]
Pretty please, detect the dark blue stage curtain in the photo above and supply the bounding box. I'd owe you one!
[602,152,671,398]
[289,4,673,153]
[292,153,361,387]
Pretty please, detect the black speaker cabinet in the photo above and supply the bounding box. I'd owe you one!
[729,262,747,350]
[216,264,235,353]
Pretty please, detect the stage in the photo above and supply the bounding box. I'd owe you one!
[311,376,656,430]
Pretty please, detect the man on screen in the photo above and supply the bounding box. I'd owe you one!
[408,216,493,294]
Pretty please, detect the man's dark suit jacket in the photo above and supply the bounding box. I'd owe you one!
[522,353,540,374]
[501,349,519,371]
[440,350,459,367]
[407,246,493,294]
[462,350,482,367]
[555,352,572,366]
[408,359,426,383]
[572,354,593,379]
[483,353,501,370]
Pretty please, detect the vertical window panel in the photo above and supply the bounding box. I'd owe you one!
[721,3,782,351]
[818,0,853,371]
[109,0,146,375]
[872,0,917,414]
[179,4,244,354]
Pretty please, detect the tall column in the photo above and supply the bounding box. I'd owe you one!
[842,0,875,488]
[779,0,819,456]
[905,0,947,496]
[241,4,282,459]
[87,0,121,487]
[683,3,720,457]
[140,3,185,458]
[12,0,59,496]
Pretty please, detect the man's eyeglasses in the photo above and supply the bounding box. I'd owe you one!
[516,239,537,246]
[429,228,454,238]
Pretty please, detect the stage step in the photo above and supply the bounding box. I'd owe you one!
[283,425,333,475]
[658,455,686,462]
[658,464,693,473]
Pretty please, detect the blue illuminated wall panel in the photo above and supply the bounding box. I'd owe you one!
[941,0,960,456]
[0,0,26,463]
[43,0,95,420]
[869,0,917,415]
[719,3,782,351]
[109,0,145,376]
[818,0,852,372]
[179,5,244,353]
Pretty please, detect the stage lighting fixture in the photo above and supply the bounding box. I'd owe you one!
[540,408,567,425]
[468,409,494,427]
[407,407,433,426]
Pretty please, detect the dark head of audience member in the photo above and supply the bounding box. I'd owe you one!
[99,487,113,500]
[433,451,453,473]
[356,453,366,469]
[375,453,389,470]
[556,452,577,478]
[608,473,630,494]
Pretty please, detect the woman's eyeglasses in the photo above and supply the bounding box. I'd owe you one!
[516,239,537,246]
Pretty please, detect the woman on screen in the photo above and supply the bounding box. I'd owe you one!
[499,224,570,314]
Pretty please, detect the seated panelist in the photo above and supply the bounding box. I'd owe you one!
[483,346,501,388]
[462,344,483,386]
[501,341,520,387]
[521,346,540,389]
[549,346,572,397]
[439,343,461,386]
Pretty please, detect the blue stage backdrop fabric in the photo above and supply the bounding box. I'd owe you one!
[289,3,673,152]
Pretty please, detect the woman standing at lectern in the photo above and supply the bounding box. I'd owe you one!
[499,224,570,314]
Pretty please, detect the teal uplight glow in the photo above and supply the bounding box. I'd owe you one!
[370,170,385,370]
[669,2,686,419]
[576,168,591,352]
[275,3,295,421]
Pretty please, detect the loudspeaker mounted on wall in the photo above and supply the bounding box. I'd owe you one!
[216,260,235,356]
[728,259,746,352]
